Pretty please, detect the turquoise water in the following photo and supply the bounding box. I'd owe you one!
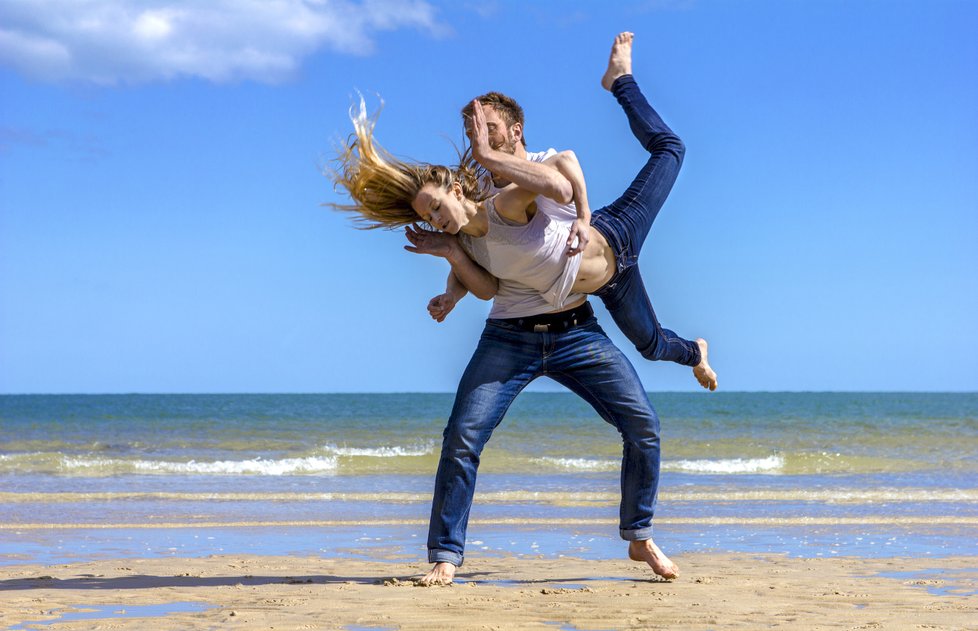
[2,393,975,477]
[1,393,976,562]
[8,602,217,630]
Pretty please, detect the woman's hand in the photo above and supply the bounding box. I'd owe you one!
[427,292,457,322]
[566,218,590,257]
[404,223,458,260]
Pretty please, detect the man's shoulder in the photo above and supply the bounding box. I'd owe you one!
[525,148,561,163]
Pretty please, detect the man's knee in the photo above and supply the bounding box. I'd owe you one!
[622,420,660,450]
[441,423,486,459]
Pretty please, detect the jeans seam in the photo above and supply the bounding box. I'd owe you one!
[600,149,682,272]
[594,173,656,271]
[429,336,536,563]
[613,175,654,241]
[446,379,528,555]
[548,370,619,430]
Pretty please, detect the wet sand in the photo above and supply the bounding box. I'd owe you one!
[1,553,976,630]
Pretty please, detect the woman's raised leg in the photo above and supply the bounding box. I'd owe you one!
[592,32,717,390]
[593,33,685,255]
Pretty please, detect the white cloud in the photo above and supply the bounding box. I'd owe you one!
[0,0,446,84]
[0,126,108,161]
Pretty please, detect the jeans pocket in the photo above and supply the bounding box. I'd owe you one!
[617,251,638,272]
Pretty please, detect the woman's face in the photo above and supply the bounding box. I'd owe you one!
[412,182,465,234]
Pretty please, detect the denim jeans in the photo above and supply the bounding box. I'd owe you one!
[427,316,661,566]
[591,75,701,367]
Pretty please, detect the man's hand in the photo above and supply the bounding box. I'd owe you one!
[427,292,457,322]
[566,218,590,257]
[404,223,458,260]
[465,100,492,163]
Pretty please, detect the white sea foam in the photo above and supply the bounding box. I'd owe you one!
[666,455,785,474]
[1,446,430,477]
[3,487,978,505]
[533,457,619,472]
[323,444,433,457]
[58,455,339,476]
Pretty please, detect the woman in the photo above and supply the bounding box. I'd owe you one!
[329,32,716,391]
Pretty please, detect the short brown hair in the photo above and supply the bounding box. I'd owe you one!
[461,92,527,147]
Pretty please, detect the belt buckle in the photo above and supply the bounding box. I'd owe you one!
[533,324,549,333]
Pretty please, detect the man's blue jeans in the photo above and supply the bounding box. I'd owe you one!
[592,75,701,367]
[427,316,660,566]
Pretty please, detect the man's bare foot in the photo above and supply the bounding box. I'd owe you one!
[417,562,456,586]
[601,31,634,91]
[693,338,718,391]
[628,539,679,579]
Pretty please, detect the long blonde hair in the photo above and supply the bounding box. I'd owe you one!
[327,97,485,230]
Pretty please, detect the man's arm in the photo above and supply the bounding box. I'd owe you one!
[545,150,591,256]
[446,270,468,302]
[493,150,592,256]
[467,100,573,204]
[445,245,498,300]
[427,270,468,323]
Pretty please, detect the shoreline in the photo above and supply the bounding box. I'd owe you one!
[1,553,976,630]
[4,519,977,571]
[8,516,978,529]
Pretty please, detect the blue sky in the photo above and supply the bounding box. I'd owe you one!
[1,0,976,394]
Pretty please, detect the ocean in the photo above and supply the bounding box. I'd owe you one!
[1,393,976,564]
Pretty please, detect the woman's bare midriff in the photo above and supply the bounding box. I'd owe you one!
[571,228,616,294]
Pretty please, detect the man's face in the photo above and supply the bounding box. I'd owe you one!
[480,105,520,155]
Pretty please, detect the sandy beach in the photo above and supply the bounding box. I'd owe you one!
[2,552,976,630]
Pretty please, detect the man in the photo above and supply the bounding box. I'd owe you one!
[409,32,694,586]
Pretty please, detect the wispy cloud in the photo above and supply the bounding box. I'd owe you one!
[0,126,109,161]
[0,0,446,85]
[629,0,697,13]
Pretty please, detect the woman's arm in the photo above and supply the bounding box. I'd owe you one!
[404,224,498,300]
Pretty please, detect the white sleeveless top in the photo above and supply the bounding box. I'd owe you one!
[519,149,579,221]
[485,149,578,222]
[457,195,583,318]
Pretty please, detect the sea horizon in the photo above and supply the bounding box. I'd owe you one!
[2,389,976,396]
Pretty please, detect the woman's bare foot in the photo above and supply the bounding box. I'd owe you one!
[601,31,634,91]
[628,539,679,579]
[417,562,456,586]
[693,338,718,391]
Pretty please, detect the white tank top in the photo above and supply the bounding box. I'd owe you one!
[457,196,583,318]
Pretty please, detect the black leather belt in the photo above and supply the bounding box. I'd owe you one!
[494,302,594,334]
